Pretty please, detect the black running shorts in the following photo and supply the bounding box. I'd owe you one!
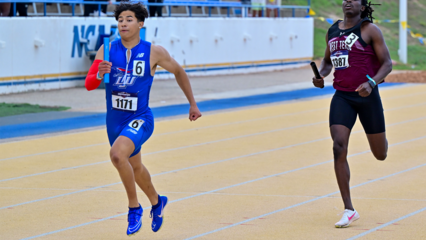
[329,87,385,134]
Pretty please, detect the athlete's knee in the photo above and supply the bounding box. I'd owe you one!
[333,140,348,158]
[110,150,128,167]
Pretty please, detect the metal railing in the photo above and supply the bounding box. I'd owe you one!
[1,0,310,18]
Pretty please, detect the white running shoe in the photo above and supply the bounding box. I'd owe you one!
[335,209,360,228]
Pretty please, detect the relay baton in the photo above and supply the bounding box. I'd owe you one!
[310,62,324,89]
[103,37,110,83]
[310,62,321,79]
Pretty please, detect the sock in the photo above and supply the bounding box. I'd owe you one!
[152,195,161,209]
[129,204,141,210]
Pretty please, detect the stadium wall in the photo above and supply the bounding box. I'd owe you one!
[0,17,313,94]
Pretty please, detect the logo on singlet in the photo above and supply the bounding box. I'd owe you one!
[136,53,144,58]
[114,76,137,89]
[340,32,345,36]
[334,51,343,57]
[112,67,137,88]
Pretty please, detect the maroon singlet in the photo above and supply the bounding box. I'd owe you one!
[328,17,382,92]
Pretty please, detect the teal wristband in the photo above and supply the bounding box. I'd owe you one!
[366,75,376,87]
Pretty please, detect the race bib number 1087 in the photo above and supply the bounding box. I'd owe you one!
[331,50,349,70]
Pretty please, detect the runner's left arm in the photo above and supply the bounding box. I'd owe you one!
[153,45,202,121]
[356,24,392,97]
[368,24,393,84]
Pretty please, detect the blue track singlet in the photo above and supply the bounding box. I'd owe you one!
[105,39,154,157]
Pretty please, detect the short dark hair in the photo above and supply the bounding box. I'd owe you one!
[114,2,149,22]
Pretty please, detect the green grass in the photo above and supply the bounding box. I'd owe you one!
[314,27,328,58]
[308,0,426,70]
[0,103,70,118]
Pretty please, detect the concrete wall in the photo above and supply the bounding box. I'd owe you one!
[0,17,313,94]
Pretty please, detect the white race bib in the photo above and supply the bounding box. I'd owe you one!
[133,60,145,77]
[128,119,144,131]
[331,50,349,70]
[112,91,138,112]
[345,33,359,49]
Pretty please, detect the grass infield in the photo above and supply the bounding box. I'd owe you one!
[0,102,70,117]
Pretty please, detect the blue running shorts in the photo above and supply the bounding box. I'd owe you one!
[107,116,154,157]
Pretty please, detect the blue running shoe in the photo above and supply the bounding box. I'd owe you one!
[127,205,143,235]
[150,195,168,232]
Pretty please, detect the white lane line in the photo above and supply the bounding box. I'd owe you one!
[0,161,107,183]
[4,110,426,184]
[185,135,426,240]
[0,107,327,162]
[2,111,426,209]
[347,206,426,240]
[20,134,426,240]
[0,143,107,162]
[0,120,327,183]
[3,87,425,162]
[0,136,331,211]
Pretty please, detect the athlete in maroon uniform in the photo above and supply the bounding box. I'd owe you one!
[312,0,392,228]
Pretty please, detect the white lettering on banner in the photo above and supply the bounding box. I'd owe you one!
[0,18,313,94]
[71,24,107,58]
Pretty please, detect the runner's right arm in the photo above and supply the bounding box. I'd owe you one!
[313,32,333,88]
[85,44,112,91]
[151,45,202,121]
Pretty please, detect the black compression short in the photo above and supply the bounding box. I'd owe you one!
[329,87,385,134]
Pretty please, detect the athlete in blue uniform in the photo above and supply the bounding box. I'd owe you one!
[85,2,202,235]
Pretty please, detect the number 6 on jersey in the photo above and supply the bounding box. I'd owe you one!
[133,61,145,76]
[128,119,144,131]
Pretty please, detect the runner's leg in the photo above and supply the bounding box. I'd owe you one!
[331,125,354,211]
[358,88,388,161]
[110,136,139,208]
[129,152,159,205]
[366,132,388,160]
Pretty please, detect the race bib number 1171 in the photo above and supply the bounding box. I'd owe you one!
[112,91,138,112]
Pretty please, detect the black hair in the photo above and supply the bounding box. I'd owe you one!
[114,2,149,22]
[361,0,380,23]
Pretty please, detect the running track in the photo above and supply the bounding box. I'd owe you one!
[1,84,426,239]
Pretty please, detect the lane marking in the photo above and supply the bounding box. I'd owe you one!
[3,111,426,183]
[347,206,426,240]
[0,161,107,183]
[2,187,424,203]
[2,86,425,160]
[0,136,330,210]
[0,120,327,183]
[2,113,426,209]
[0,108,327,162]
[20,134,426,240]
[0,143,107,162]
[185,135,426,239]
